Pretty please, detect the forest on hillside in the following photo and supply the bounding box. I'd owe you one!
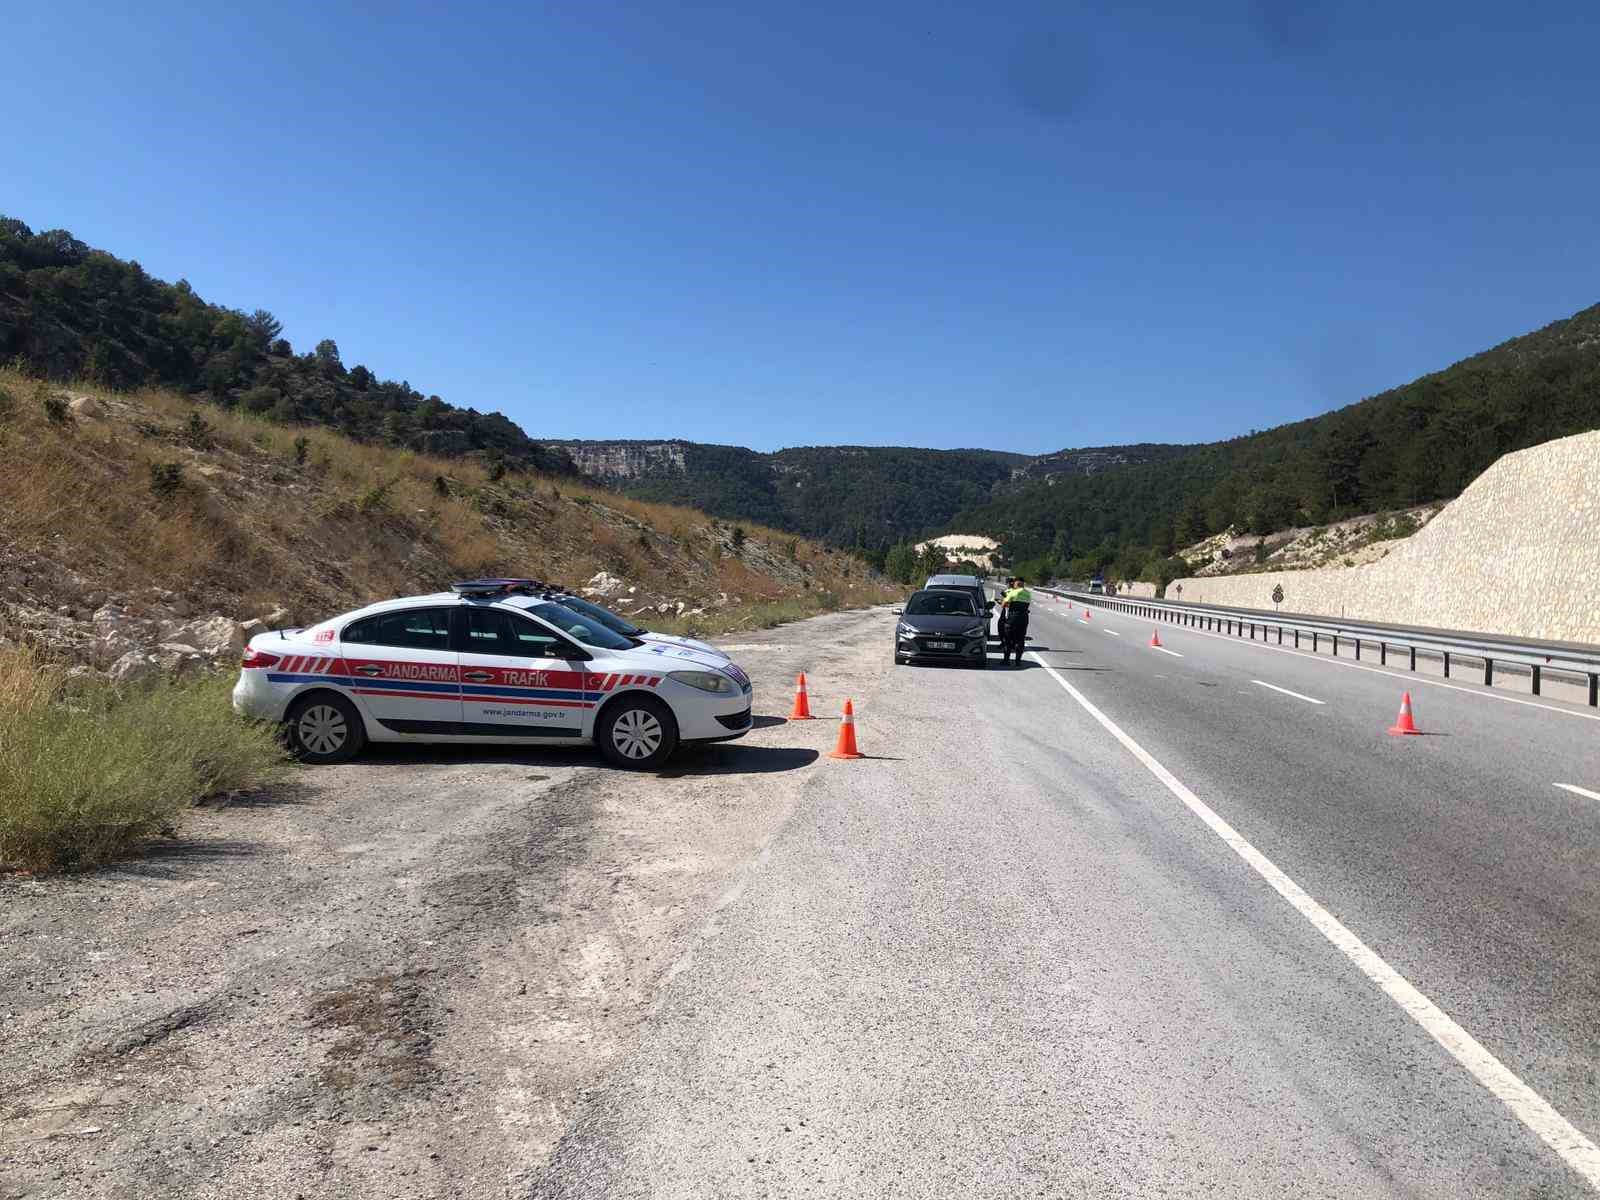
[964,302,1600,585]
[0,218,576,475]
[618,443,1026,549]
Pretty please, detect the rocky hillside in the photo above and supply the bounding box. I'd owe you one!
[0,371,894,679]
[1169,429,1600,644]
[1175,503,1445,578]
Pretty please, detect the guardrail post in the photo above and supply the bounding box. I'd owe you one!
[1332,635,1339,656]
[1277,626,1283,644]
[1354,639,1361,661]
[1532,665,1541,696]
[1379,642,1387,665]
[1484,659,1494,687]
[1294,629,1300,648]
[1590,674,1598,707]
[1312,632,1318,652]
[1443,651,1450,678]
[1409,646,1416,671]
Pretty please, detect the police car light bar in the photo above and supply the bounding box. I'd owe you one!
[451,578,546,597]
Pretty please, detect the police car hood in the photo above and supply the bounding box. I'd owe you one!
[641,631,728,660]
[614,640,751,686]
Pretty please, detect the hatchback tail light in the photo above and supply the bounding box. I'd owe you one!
[241,648,281,669]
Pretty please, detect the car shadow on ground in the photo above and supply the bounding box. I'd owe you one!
[750,715,788,729]
[659,745,820,776]
[349,741,820,776]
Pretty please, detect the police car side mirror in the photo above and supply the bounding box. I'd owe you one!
[892,608,903,616]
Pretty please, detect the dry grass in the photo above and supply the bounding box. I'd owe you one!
[0,646,286,872]
[0,370,891,633]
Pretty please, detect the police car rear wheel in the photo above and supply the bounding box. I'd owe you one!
[598,696,677,769]
[286,693,365,764]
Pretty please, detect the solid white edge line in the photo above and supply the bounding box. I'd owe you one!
[1104,629,1122,637]
[1028,649,1600,1191]
[1152,646,1184,658]
[1554,783,1600,803]
[1086,607,1600,723]
[1252,679,1326,706]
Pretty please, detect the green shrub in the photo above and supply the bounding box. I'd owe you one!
[42,391,70,426]
[184,410,213,449]
[293,435,309,465]
[0,384,15,424]
[149,461,184,498]
[0,651,286,872]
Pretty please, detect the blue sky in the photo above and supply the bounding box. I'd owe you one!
[5,2,1597,454]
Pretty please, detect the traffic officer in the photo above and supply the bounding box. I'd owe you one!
[1000,576,1032,666]
[995,577,1015,646]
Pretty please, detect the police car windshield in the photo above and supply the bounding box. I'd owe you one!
[555,595,645,638]
[525,603,636,651]
[905,592,977,617]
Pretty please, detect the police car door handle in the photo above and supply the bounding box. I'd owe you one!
[462,670,493,682]
[355,665,383,676]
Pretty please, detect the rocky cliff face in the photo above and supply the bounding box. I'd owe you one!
[554,441,689,482]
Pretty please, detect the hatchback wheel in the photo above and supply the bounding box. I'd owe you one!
[598,695,678,769]
[285,693,366,764]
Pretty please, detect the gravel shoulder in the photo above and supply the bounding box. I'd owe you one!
[0,605,894,1200]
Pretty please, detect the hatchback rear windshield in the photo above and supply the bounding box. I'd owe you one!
[905,592,978,616]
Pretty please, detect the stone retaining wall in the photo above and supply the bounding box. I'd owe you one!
[1168,430,1600,645]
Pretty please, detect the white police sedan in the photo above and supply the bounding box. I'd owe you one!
[232,580,752,769]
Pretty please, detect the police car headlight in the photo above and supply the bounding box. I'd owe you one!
[896,624,917,639]
[963,625,986,637]
[669,670,736,694]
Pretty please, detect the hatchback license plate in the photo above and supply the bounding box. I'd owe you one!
[927,640,957,650]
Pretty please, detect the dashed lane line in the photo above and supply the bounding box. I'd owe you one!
[1027,650,1600,1192]
[1554,783,1600,803]
[1253,680,1326,706]
[1075,608,1600,724]
[1103,629,1121,637]
[1152,646,1184,658]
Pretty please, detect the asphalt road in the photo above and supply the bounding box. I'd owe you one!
[533,595,1600,1198]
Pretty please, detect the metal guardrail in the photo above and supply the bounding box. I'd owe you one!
[1033,587,1600,707]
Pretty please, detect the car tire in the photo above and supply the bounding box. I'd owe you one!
[597,694,679,769]
[973,656,987,670]
[285,692,366,765]
[894,653,908,666]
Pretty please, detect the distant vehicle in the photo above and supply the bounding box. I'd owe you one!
[894,589,988,669]
[923,573,993,626]
[232,580,753,769]
[1089,575,1105,594]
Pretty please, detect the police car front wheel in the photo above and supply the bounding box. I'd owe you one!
[285,693,366,765]
[598,695,678,769]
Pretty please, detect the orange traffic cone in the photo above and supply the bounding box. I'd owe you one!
[828,699,865,759]
[1083,608,1092,621]
[1387,692,1421,736]
[789,672,815,720]
[1149,629,1163,648]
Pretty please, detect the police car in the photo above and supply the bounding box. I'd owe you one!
[232,580,753,769]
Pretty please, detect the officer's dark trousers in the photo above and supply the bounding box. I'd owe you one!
[1003,608,1029,662]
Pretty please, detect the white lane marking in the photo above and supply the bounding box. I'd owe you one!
[1253,680,1326,706]
[1103,629,1122,637]
[1096,610,1600,724]
[1554,783,1600,803]
[1153,646,1184,658]
[1028,650,1600,1190]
